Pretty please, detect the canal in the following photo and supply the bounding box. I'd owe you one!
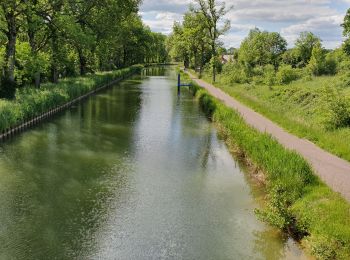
[0,67,306,259]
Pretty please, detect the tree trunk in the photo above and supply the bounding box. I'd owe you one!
[4,11,17,85]
[78,48,87,76]
[123,46,127,67]
[28,20,41,88]
[184,55,190,69]
[51,30,59,83]
[212,43,216,83]
[193,49,198,70]
[34,72,41,88]
[199,44,205,78]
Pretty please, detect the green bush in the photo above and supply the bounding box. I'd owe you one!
[221,62,250,84]
[321,85,350,129]
[323,55,337,75]
[263,64,276,86]
[276,65,301,84]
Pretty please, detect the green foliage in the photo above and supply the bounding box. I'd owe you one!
[263,64,276,86]
[305,42,336,76]
[0,47,5,69]
[342,9,350,58]
[323,53,337,75]
[307,42,325,76]
[0,0,165,93]
[282,48,301,67]
[276,65,301,84]
[239,28,287,68]
[321,85,350,129]
[255,183,296,230]
[295,32,321,67]
[15,42,50,85]
[221,62,250,84]
[293,185,350,259]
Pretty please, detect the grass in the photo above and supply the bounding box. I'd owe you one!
[186,74,350,259]
[199,72,350,162]
[0,65,143,132]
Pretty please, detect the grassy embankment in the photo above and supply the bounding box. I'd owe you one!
[200,72,350,162]
[183,72,350,259]
[0,65,143,132]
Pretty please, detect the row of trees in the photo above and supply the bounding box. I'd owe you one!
[168,1,350,85]
[0,0,168,98]
[234,30,340,82]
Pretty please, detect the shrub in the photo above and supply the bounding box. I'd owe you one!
[307,42,325,76]
[263,64,276,86]
[221,62,250,84]
[323,55,337,75]
[276,65,301,84]
[321,85,350,129]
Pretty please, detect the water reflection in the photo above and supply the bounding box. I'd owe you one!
[0,80,142,259]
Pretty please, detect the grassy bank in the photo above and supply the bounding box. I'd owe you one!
[0,65,143,132]
[188,78,350,259]
[199,72,350,162]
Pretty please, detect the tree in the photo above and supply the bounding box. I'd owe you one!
[238,28,287,69]
[0,0,25,97]
[0,0,164,97]
[167,22,190,67]
[194,0,231,82]
[295,32,321,67]
[282,48,301,68]
[182,9,211,76]
[342,9,350,56]
[307,41,325,76]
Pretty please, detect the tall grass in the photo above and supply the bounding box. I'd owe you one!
[191,81,350,259]
[0,65,142,132]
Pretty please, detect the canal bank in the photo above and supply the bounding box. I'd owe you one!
[0,65,143,142]
[185,71,350,259]
[0,66,307,259]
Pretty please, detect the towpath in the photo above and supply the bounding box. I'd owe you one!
[186,71,350,202]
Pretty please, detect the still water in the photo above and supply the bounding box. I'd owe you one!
[0,67,307,259]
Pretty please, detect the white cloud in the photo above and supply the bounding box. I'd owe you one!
[225,0,337,23]
[140,0,349,49]
[282,15,345,48]
[141,11,183,34]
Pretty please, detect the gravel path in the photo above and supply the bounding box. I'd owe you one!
[187,71,350,202]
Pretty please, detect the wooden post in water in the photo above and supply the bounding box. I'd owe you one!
[178,74,181,95]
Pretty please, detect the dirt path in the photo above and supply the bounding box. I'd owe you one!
[187,71,350,202]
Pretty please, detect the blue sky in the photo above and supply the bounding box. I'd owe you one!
[140,0,350,49]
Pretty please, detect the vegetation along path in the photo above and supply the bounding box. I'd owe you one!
[186,70,350,202]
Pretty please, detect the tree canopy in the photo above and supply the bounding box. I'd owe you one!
[0,0,168,98]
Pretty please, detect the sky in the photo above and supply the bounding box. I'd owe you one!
[140,0,350,49]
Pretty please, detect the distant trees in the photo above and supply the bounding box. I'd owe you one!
[0,0,168,98]
[217,29,338,85]
[168,3,349,87]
